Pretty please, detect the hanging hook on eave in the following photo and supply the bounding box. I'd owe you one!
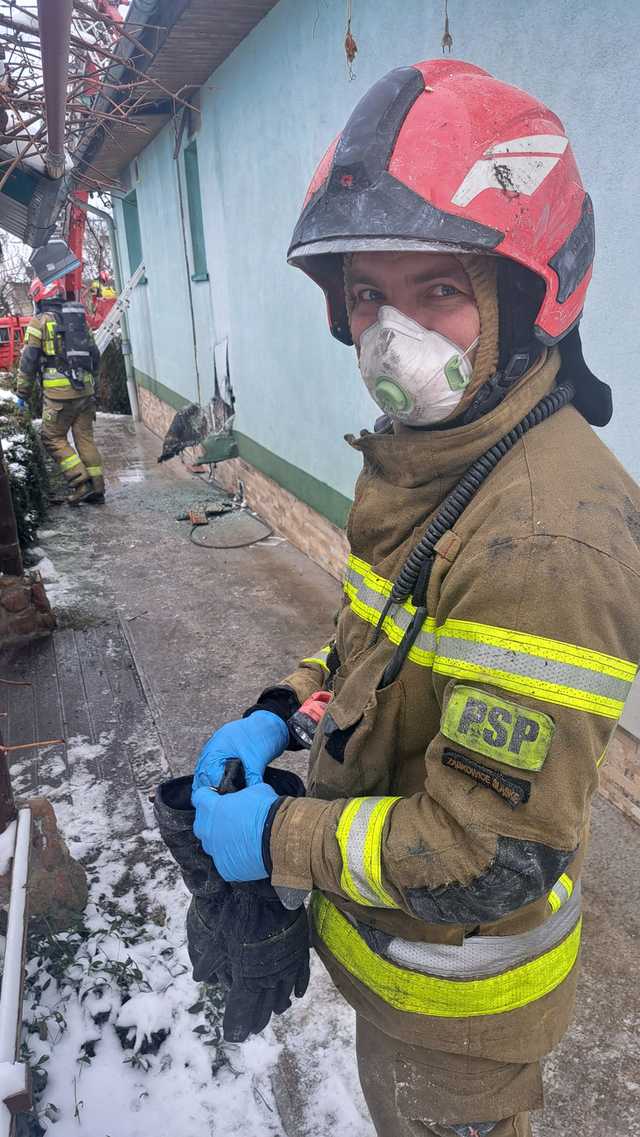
[442,0,454,54]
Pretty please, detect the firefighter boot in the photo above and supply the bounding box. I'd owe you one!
[85,474,105,504]
[154,775,230,985]
[67,477,95,507]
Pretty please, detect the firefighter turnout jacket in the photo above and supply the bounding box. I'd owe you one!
[17,306,100,401]
[265,349,640,1062]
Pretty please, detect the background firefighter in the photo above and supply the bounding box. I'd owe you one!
[187,61,640,1136]
[16,276,104,506]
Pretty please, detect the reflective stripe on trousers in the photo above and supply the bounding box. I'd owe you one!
[312,881,581,1017]
[60,453,81,472]
[343,555,637,718]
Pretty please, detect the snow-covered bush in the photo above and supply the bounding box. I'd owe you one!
[0,387,49,549]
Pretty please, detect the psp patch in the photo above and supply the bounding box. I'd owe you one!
[442,749,531,809]
[442,685,554,771]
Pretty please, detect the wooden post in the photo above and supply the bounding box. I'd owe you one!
[0,729,17,834]
[0,447,23,578]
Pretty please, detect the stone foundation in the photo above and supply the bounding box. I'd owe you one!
[213,457,349,581]
[0,571,56,647]
[137,384,176,440]
[599,729,640,826]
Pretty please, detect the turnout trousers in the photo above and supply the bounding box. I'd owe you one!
[40,395,104,492]
[356,1016,540,1137]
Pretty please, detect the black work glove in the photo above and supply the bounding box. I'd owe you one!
[154,774,230,986]
[222,765,310,1043]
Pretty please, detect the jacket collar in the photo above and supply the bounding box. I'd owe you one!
[346,348,561,489]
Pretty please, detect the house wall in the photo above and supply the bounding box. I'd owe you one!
[113,0,640,498]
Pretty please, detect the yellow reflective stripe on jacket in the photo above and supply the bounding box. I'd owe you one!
[86,465,102,477]
[435,619,634,719]
[335,797,401,908]
[43,319,57,355]
[312,892,582,1017]
[42,374,72,389]
[60,453,81,471]
[25,326,42,342]
[345,556,437,666]
[343,555,637,718]
[302,643,332,672]
[548,872,574,914]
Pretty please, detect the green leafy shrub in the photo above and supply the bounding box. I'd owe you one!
[97,339,130,414]
[0,392,49,549]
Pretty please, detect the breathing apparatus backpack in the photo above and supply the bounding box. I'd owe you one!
[42,301,95,391]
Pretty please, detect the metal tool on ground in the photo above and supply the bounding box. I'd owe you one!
[176,484,273,549]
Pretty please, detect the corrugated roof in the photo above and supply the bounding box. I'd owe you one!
[76,0,279,188]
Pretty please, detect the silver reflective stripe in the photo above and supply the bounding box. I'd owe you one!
[302,643,332,670]
[344,798,389,906]
[381,881,581,979]
[345,563,436,656]
[551,878,571,906]
[436,636,630,703]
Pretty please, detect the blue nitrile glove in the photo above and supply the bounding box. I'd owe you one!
[193,710,289,791]
[16,397,27,411]
[192,782,279,882]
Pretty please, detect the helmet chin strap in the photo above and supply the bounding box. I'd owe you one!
[455,340,543,427]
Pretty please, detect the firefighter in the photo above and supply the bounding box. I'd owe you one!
[190,62,640,1136]
[89,270,116,301]
[16,277,105,505]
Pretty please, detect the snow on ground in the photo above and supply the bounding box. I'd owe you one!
[11,735,373,1137]
[30,554,77,608]
[30,540,106,618]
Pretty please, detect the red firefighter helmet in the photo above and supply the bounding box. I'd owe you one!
[288,60,593,350]
[29,276,65,305]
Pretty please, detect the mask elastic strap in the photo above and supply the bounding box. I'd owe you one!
[460,334,480,366]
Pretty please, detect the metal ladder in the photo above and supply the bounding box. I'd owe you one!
[94,261,145,353]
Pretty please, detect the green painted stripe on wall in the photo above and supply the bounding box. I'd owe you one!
[135,368,190,412]
[234,431,351,530]
[134,370,352,529]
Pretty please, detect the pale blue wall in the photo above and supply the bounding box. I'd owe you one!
[114,0,640,505]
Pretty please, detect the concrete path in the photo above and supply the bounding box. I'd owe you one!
[2,414,638,1137]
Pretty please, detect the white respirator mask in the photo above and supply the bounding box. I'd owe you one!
[358,306,479,426]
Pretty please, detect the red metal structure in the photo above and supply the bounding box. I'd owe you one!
[0,316,31,371]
